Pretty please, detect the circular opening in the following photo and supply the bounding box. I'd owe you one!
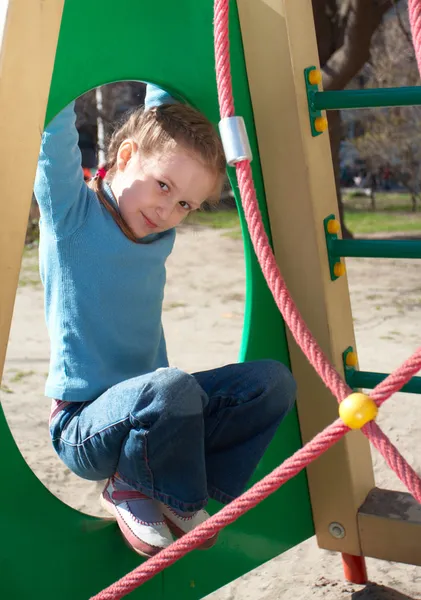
[1,82,244,517]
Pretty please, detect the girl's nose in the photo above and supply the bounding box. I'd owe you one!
[155,199,174,221]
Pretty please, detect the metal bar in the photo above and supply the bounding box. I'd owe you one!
[342,553,368,585]
[312,87,421,111]
[330,239,421,260]
[347,370,421,394]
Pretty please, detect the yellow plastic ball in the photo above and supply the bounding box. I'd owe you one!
[345,351,358,367]
[333,262,346,277]
[327,219,341,235]
[339,393,378,429]
[308,69,323,86]
[314,116,328,133]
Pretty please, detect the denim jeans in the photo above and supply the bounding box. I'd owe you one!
[50,360,296,512]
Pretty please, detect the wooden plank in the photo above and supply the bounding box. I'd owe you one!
[236,0,375,554]
[359,488,421,565]
[0,0,63,381]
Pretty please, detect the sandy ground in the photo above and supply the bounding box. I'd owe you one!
[1,224,420,600]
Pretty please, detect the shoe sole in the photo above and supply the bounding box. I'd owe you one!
[163,515,218,550]
[99,492,168,558]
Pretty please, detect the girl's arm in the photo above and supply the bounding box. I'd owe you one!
[34,102,89,238]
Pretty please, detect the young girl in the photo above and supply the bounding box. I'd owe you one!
[35,83,296,558]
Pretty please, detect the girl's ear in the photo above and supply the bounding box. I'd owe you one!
[116,139,138,172]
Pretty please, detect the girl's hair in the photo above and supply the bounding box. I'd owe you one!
[89,103,226,242]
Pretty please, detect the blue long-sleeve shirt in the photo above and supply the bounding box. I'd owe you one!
[35,89,176,401]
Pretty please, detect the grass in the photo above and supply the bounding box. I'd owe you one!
[186,210,240,230]
[344,211,421,235]
[183,193,421,237]
[342,191,421,234]
[185,210,242,240]
[342,191,414,210]
[19,247,41,288]
[0,384,13,394]
[10,370,35,383]
[163,301,187,311]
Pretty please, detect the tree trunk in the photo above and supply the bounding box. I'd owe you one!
[312,0,393,238]
[370,189,376,211]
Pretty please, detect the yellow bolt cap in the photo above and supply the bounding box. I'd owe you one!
[314,116,328,133]
[333,262,346,277]
[339,393,378,429]
[308,69,322,86]
[345,351,358,367]
[327,219,341,235]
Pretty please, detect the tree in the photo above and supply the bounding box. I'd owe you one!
[313,0,397,236]
[75,82,147,168]
[350,12,421,211]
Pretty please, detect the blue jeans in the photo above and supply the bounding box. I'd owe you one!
[50,360,296,512]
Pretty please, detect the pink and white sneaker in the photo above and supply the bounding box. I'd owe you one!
[100,477,173,557]
[159,502,218,549]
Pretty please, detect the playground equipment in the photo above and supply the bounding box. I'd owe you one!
[0,0,420,598]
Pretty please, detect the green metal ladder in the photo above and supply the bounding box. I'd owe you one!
[305,65,421,396]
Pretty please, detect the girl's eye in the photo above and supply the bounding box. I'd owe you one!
[158,181,169,192]
[179,201,191,211]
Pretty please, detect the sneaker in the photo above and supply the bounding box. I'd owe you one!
[159,502,218,549]
[100,477,174,557]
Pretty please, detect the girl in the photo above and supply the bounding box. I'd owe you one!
[35,83,296,558]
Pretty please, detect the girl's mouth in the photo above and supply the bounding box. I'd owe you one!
[142,213,158,229]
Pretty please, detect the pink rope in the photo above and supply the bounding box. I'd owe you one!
[215,1,421,500]
[91,341,421,600]
[90,1,421,598]
[410,0,421,76]
[91,420,347,600]
[371,346,421,407]
[236,160,351,402]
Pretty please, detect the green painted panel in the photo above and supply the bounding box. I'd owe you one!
[1,0,314,598]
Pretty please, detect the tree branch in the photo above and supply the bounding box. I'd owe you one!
[392,0,413,45]
[321,0,393,91]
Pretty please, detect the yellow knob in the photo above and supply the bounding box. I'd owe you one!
[314,116,328,133]
[345,351,358,367]
[327,219,341,235]
[333,262,346,277]
[339,393,378,429]
[308,69,322,86]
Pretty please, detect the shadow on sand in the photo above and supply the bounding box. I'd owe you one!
[352,583,419,600]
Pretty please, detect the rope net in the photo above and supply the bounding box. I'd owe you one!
[90,1,421,597]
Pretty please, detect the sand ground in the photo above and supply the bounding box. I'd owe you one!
[1,224,420,600]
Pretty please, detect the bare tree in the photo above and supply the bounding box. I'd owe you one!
[75,82,146,168]
[351,13,421,211]
[313,0,396,237]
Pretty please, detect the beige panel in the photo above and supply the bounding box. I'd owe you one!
[359,489,421,565]
[0,0,64,381]
[237,0,375,554]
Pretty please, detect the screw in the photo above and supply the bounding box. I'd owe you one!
[329,522,346,539]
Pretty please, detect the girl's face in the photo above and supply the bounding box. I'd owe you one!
[110,140,218,239]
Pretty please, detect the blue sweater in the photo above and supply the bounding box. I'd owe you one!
[35,88,176,401]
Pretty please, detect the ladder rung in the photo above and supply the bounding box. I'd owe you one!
[346,370,421,395]
[331,239,421,260]
[312,87,421,111]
